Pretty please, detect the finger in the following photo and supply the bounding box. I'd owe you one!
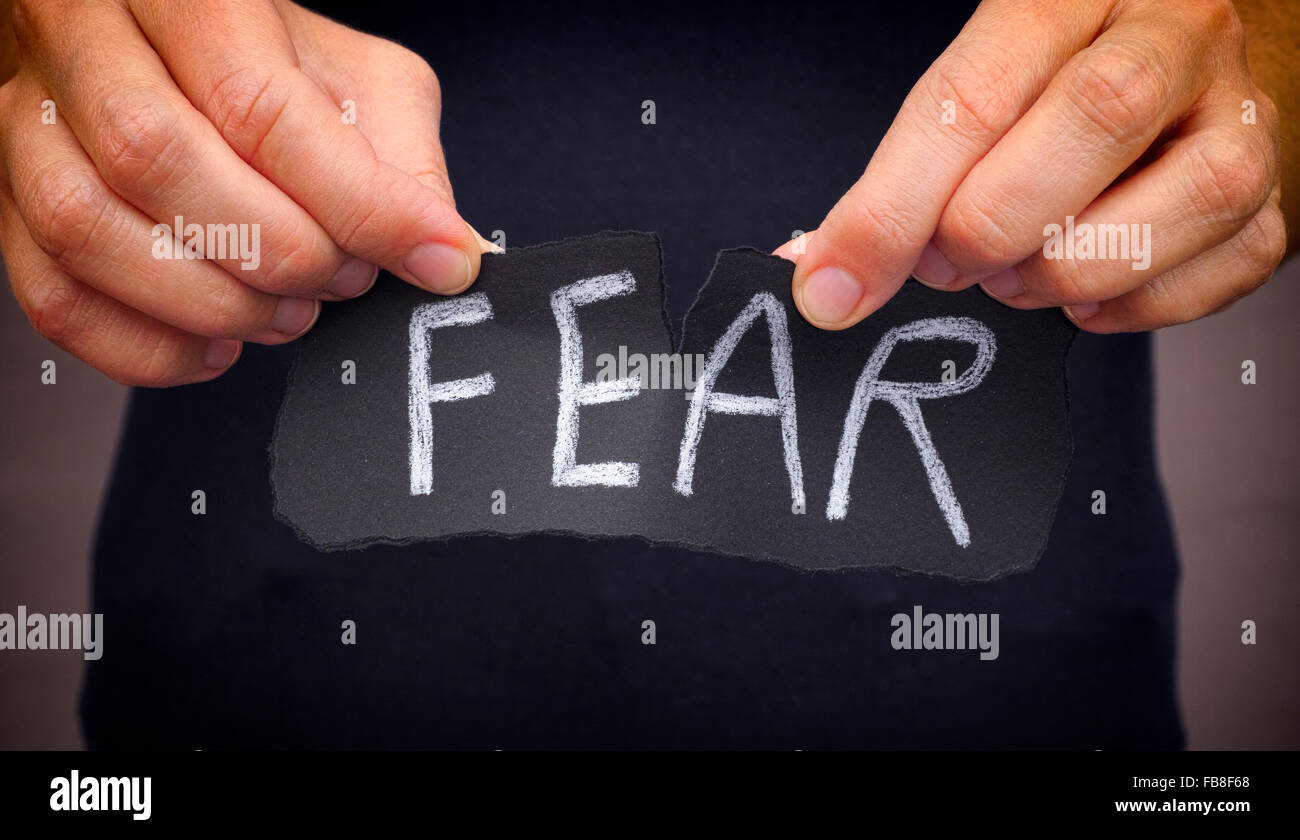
[1,88,320,343]
[284,4,498,253]
[280,3,453,201]
[934,2,1230,280]
[129,0,481,294]
[14,0,365,299]
[281,7,503,258]
[790,0,1109,329]
[1064,195,1285,332]
[988,92,1278,306]
[1,192,240,387]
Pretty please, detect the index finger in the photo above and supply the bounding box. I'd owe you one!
[129,0,481,294]
[790,0,1108,329]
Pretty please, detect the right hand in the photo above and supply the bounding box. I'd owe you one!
[0,0,488,386]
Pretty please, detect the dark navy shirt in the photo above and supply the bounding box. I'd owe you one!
[82,0,1181,748]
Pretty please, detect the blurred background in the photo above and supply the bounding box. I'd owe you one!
[1,255,1296,750]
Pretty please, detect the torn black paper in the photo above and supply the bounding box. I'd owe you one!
[271,231,1075,580]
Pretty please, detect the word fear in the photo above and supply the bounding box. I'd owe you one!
[408,270,997,547]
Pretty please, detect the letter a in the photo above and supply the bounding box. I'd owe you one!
[674,292,805,510]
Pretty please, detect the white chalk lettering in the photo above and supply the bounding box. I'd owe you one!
[827,317,995,546]
[408,293,496,496]
[550,272,642,487]
[674,292,805,510]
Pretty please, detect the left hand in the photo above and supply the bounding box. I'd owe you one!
[778,0,1286,332]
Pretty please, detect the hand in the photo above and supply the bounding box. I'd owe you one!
[0,0,487,386]
[779,0,1287,333]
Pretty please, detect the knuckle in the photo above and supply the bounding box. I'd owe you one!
[198,283,258,339]
[858,198,912,245]
[258,227,336,294]
[929,47,1022,143]
[380,42,440,99]
[1031,251,1095,303]
[937,190,1024,268]
[25,167,113,262]
[125,334,190,388]
[1135,274,1195,327]
[203,66,291,157]
[95,90,186,192]
[833,194,918,268]
[1236,205,1287,276]
[28,276,90,346]
[1186,130,1271,223]
[332,198,383,256]
[1063,40,1168,147]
